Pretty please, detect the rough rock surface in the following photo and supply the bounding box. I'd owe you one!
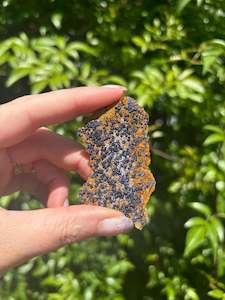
[78,96,156,229]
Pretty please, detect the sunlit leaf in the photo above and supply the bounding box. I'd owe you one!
[211,217,224,243]
[0,41,11,57]
[188,202,212,217]
[208,289,225,299]
[51,13,62,29]
[31,80,48,94]
[185,288,200,300]
[80,63,91,79]
[178,69,194,80]
[132,36,146,49]
[204,133,225,146]
[176,0,192,13]
[6,68,30,86]
[182,78,205,94]
[197,0,204,6]
[204,125,224,134]
[184,217,207,228]
[184,226,206,256]
[132,71,147,80]
[106,75,127,86]
[69,42,97,56]
[209,39,225,48]
[207,222,219,259]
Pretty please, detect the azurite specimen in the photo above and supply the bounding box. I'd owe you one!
[78,96,156,229]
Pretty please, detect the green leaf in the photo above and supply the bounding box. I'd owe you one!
[0,41,11,57]
[188,93,203,103]
[185,288,200,300]
[51,13,62,29]
[216,194,225,214]
[178,69,194,80]
[211,217,224,243]
[204,133,225,146]
[106,75,127,86]
[197,0,204,6]
[132,36,146,49]
[176,0,192,13]
[208,289,225,299]
[207,222,219,259]
[145,67,164,82]
[204,125,224,134]
[6,68,30,87]
[80,63,91,79]
[184,226,206,256]
[31,37,56,49]
[209,39,225,48]
[61,57,78,74]
[182,78,205,94]
[0,52,10,65]
[69,42,97,56]
[55,36,66,50]
[132,71,147,80]
[188,202,212,217]
[66,47,79,60]
[184,217,207,228]
[31,80,48,94]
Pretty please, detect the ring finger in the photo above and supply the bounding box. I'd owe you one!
[7,127,92,180]
[2,160,70,208]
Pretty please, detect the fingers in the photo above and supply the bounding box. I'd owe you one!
[0,86,126,148]
[1,160,70,208]
[7,128,92,180]
[0,149,12,191]
[1,174,48,201]
[0,206,133,272]
[33,160,70,208]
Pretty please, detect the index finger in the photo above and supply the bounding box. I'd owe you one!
[0,86,126,148]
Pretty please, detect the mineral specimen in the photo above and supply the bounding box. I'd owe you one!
[78,96,156,229]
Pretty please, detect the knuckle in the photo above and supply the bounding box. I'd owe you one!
[57,216,82,245]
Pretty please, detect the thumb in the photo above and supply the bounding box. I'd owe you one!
[0,206,133,272]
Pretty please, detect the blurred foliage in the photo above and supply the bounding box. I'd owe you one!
[0,0,225,299]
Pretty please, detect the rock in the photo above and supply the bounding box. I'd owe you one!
[77,96,156,229]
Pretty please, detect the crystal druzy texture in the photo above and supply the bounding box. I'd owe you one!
[78,96,156,229]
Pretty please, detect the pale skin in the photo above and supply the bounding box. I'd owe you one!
[0,86,133,273]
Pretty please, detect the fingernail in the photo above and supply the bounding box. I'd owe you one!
[97,216,133,236]
[64,199,69,207]
[102,84,127,91]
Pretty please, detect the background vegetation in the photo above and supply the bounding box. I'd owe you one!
[0,0,224,299]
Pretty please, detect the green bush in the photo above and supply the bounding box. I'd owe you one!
[0,0,225,299]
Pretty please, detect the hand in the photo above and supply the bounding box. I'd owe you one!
[0,86,133,273]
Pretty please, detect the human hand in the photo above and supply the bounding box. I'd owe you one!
[0,86,133,273]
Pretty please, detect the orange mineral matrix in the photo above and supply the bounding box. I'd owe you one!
[78,96,156,229]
